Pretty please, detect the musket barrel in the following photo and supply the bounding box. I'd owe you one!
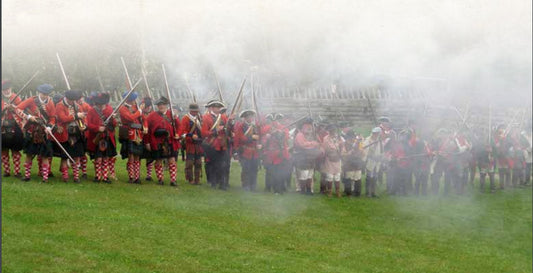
[56,53,71,90]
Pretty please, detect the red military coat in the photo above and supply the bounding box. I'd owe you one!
[145,110,179,151]
[1,93,23,126]
[233,120,260,160]
[17,96,56,136]
[179,113,203,154]
[54,99,83,143]
[201,112,228,151]
[261,121,290,165]
[119,104,143,143]
[86,104,116,153]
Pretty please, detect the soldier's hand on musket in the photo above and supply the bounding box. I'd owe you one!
[145,143,151,151]
[173,135,180,140]
[252,134,260,140]
[256,144,262,150]
[217,125,224,131]
[77,112,86,119]
[192,134,198,140]
[28,115,37,123]
[98,126,105,132]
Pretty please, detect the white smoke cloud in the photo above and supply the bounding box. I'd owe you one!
[2,0,531,105]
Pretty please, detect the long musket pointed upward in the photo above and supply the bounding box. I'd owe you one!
[120,57,133,90]
[230,78,246,116]
[104,78,143,125]
[56,53,71,90]
[161,64,177,135]
[7,70,40,105]
[213,71,224,102]
[141,67,156,109]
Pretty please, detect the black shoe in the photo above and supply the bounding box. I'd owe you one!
[128,178,133,184]
[42,179,48,183]
[158,180,164,186]
[93,177,99,183]
[73,179,80,183]
[170,182,177,187]
[103,179,112,184]
[81,174,88,180]
[3,173,10,177]
[21,177,30,182]
[48,172,54,178]
[14,173,22,178]
[134,179,141,184]
[145,176,153,181]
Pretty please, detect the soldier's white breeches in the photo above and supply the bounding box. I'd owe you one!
[297,168,314,180]
[344,170,362,181]
[325,173,341,182]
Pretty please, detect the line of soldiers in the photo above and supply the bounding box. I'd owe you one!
[2,80,532,196]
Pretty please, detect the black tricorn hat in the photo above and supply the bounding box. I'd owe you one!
[155,96,170,105]
[65,90,83,101]
[378,116,390,123]
[239,109,256,118]
[189,103,199,111]
[205,100,225,108]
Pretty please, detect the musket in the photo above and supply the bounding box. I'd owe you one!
[284,114,308,128]
[184,78,197,103]
[161,64,177,136]
[120,57,133,90]
[4,70,40,107]
[35,114,78,166]
[56,54,86,131]
[213,71,224,102]
[56,53,71,90]
[229,78,247,117]
[104,78,143,125]
[141,67,155,109]
[366,95,378,125]
[95,64,106,92]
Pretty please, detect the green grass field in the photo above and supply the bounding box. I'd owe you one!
[2,154,532,273]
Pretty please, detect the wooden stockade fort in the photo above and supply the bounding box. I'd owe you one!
[16,80,531,133]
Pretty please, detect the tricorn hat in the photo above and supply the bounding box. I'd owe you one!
[205,100,225,108]
[239,109,256,118]
[155,96,169,105]
[37,84,54,94]
[189,103,199,111]
[377,116,390,123]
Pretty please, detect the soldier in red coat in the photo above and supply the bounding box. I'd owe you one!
[293,118,322,195]
[54,90,87,183]
[140,97,155,182]
[86,92,117,183]
[1,80,24,178]
[145,97,180,186]
[17,84,56,182]
[201,100,229,190]
[493,124,511,189]
[234,109,261,191]
[78,96,92,180]
[179,103,203,185]
[119,91,145,184]
[262,113,291,194]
